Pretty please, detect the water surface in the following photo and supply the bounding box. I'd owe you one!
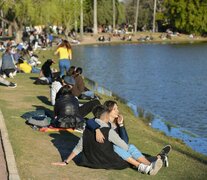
[73,43,207,155]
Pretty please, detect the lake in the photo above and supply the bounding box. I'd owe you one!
[72,42,207,156]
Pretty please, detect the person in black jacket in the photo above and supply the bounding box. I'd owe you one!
[55,76,101,119]
[53,82,83,129]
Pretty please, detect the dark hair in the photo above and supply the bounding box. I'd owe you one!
[58,39,71,50]
[76,67,82,74]
[60,85,72,96]
[92,105,108,119]
[18,59,24,64]
[67,66,76,76]
[104,100,117,112]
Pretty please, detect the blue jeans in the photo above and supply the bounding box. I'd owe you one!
[32,67,41,73]
[59,59,70,77]
[113,144,143,160]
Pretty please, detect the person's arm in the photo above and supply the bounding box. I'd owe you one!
[68,49,72,60]
[118,126,129,144]
[116,114,129,143]
[108,129,128,151]
[86,119,105,143]
[86,119,100,130]
[54,48,59,55]
[52,137,83,166]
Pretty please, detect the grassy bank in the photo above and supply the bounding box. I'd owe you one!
[0,50,207,180]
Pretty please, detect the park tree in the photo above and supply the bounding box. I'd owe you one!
[0,0,38,42]
[163,0,207,35]
[0,0,82,41]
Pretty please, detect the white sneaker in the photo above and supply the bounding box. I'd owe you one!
[9,73,14,78]
[149,159,163,175]
[12,71,17,76]
[138,163,152,174]
[2,74,6,78]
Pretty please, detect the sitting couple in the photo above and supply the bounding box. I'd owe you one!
[53,101,170,175]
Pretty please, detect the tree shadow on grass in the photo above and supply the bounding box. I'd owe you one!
[37,96,52,106]
[49,131,82,164]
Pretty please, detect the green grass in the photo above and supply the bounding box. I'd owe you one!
[0,50,207,180]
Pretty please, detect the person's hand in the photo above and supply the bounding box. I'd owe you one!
[117,114,124,125]
[51,162,67,166]
[95,129,105,143]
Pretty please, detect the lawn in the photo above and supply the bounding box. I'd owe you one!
[0,49,207,180]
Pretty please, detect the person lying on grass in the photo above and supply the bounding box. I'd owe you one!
[52,105,163,175]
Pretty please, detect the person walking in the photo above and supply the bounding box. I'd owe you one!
[55,40,72,78]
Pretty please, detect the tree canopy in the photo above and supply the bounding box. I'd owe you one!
[162,0,207,35]
[0,0,207,37]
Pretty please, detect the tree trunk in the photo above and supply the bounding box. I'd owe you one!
[134,0,140,33]
[0,10,4,36]
[93,0,98,35]
[152,0,157,33]
[12,21,22,43]
[80,0,84,39]
[8,24,13,36]
[113,0,116,31]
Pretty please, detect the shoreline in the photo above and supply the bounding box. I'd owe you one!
[84,77,207,157]
[76,32,207,46]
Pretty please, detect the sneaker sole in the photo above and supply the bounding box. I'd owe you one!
[159,145,172,156]
[149,159,163,176]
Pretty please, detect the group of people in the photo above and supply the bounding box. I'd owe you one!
[0,35,171,176]
[52,100,171,175]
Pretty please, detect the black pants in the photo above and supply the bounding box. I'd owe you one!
[3,69,15,77]
[79,99,101,117]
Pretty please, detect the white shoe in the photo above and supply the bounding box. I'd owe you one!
[12,71,17,76]
[9,73,14,78]
[149,159,163,175]
[138,163,152,174]
[2,74,6,78]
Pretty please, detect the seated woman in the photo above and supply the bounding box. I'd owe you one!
[1,46,17,78]
[52,105,163,175]
[17,58,40,74]
[72,67,96,100]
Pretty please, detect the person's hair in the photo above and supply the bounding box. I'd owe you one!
[104,100,117,112]
[63,40,71,50]
[92,105,108,119]
[60,85,72,96]
[58,39,71,50]
[5,46,11,53]
[42,59,53,68]
[18,59,24,64]
[76,67,82,74]
[67,66,76,76]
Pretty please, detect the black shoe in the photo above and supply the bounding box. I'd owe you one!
[158,145,171,167]
[8,82,17,88]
